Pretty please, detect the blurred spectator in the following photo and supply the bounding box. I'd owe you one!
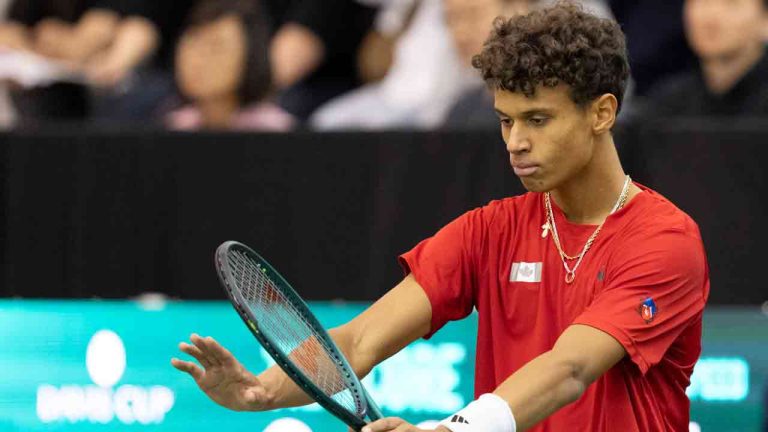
[608,1,698,98]
[1,0,93,123]
[77,1,196,126]
[0,0,194,127]
[310,0,477,130]
[442,0,613,130]
[263,0,377,121]
[640,0,768,117]
[166,0,294,131]
[441,0,530,129]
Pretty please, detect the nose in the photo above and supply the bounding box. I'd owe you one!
[505,125,531,154]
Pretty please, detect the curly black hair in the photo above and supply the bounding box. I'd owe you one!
[472,1,631,113]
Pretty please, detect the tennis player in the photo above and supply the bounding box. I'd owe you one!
[172,3,709,431]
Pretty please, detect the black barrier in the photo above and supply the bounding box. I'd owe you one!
[0,125,766,304]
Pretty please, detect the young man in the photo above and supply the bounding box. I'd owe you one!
[172,3,709,431]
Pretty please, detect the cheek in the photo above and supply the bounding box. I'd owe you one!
[213,42,248,92]
[177,48,244,98]
[546,126,592,170]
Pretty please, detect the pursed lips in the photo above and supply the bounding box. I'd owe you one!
[511,161,539,177]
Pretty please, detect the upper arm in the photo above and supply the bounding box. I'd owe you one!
[551,324,627,386]
[335,274,432,376]
[572,225,708,373]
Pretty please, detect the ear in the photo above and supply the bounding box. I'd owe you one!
[591,94,618,134]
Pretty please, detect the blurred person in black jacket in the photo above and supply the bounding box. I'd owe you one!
[638,0,768,117]
[263,0,377,120]
[608,0,698,98]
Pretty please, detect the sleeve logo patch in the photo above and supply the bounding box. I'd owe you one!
[638,297,658,323]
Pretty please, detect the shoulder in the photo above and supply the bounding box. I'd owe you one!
[443,193,538,237]
[649,71,701,100]
[640,71,703,116]
[165,105,202,131]
[473,192,539,224]
[628,187,701,239]
[233,102,296,132]
[614,187,708,281]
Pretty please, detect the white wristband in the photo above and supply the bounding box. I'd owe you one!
[439,393,517,432]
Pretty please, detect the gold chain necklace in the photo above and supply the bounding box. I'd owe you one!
[543,175,631,284]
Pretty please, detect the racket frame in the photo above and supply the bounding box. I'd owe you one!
[215,240,383,430]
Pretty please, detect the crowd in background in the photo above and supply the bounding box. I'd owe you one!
[0,0,766,132]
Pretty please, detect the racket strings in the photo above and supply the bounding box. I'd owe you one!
[228,251,363,416]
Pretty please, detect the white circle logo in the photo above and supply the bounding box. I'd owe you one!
[86,330,127,388]
[263,418,313,432]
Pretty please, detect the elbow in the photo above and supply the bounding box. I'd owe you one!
[558,358,589,405]
[561,374,587,405]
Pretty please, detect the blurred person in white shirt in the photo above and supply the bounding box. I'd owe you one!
[310,0,477,130]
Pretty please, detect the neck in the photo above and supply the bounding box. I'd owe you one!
[701,44,764,95]
[550,135,636,224]
[198,94,240,129]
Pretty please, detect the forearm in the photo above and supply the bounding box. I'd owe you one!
[255,276,431,411]
[99,16,158,70]
[256,325,371,410]
[494,351,585,431]
[34,10,117,62]
[67,9,120,61]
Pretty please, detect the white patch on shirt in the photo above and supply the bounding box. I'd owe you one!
[510,262,542,283]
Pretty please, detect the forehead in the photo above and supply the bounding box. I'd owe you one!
[188,14,243,37]
[493,84,577,115]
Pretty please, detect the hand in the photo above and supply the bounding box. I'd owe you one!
[32,18,73,59]
[171,333,271,411]
[354,418,452,432]
[0,22,32,51]
[84,53,132,87]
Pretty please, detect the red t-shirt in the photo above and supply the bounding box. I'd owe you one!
[399,184,709,432]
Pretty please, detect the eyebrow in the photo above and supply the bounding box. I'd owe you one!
[494,108,555,117]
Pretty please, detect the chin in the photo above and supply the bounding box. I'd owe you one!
[518,176,550,193]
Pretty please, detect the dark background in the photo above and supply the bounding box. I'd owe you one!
[0,123,765,304]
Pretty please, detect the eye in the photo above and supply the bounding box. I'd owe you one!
[499,118,513,127]
[528,116,549,127]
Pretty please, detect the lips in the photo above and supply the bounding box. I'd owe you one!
[511,161,539,177]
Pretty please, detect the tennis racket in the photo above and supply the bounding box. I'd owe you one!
[214,240,383,430]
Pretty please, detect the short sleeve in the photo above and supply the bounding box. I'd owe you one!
[573,226,709,374]
[399,207,490,339]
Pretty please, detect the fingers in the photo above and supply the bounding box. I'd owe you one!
[175,333,239,376]
[179,341,213,368]
[190,333,221,366]
[170,358,204,381]
[200,335,237,366]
